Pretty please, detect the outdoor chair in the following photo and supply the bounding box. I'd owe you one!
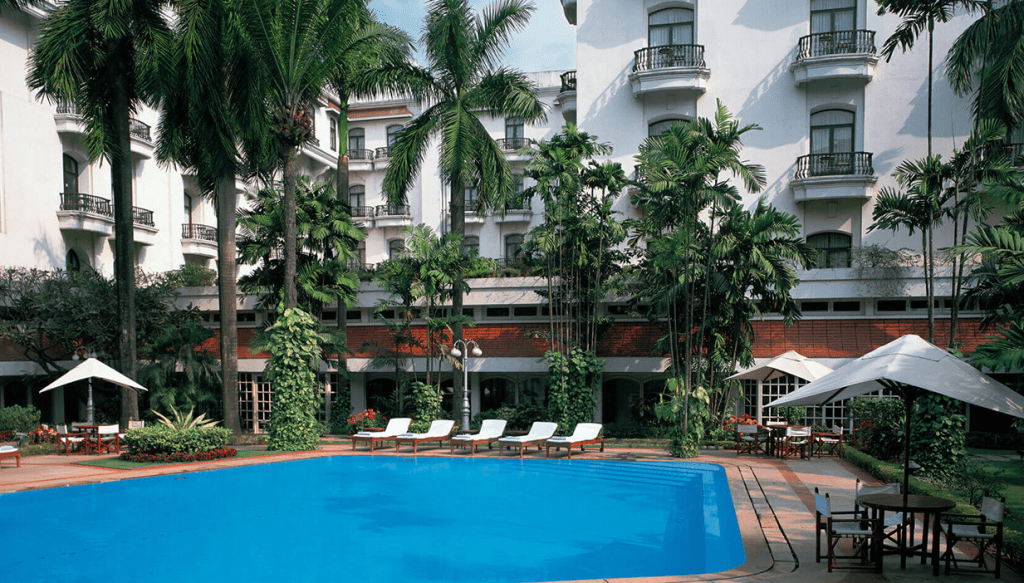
[735,423,766,456]
[119,419,144,441]
[545,423,604,459]
[498,422,558,457]
[0,445,20,469]
[814,488,878,572]
[394,420,457,454]
[56,424,84,456]
[779,426,811,460]
[941,496,1005,578]
[855,480,905,552]
[96,424,120,454]
[813,424,845,457]
[450,419,507,455]
[351,418,412,452]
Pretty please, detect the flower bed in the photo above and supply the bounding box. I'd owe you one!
[119,446,237,464]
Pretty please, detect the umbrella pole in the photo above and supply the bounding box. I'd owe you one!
[87,377,95,425]
[903,391,914,507]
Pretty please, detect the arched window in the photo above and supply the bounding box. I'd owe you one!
[386,124,403,148]
[505,117,524,140]
[810,109,854,155]
[463,236,480,256]
[348,127,365,152]
[349,184,365,209]
[810,0,855,34]
[648,118,687,138]
[66,249,82,271]
[514,175,525,195]
[505,234,524,260]
[649,8,694,46]
[329,117,338,151]
[62,154,79,194]
[808,232,852,269]
[183,193,193,224]
[388,238,406,260]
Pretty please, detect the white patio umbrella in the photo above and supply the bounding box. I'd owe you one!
[40,358,147,424]
[766,334,1024,501]
[726,350,834,382]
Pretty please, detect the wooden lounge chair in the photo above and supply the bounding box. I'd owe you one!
[498,422,558,458]
[394,420,457,453]
[351,418,411,452]
[450,419,507,455]
[0,445,20,469]
[545,423,604,459]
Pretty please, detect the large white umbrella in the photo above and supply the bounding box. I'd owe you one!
[40,358,147,424]
[766,334,1024,499]
[726,350,834,382]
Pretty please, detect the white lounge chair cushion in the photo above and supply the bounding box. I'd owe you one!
[452,419,507,441]
[0,446,17,453]
[549,422,603,443]
[397,420,456,439]
[500,422,558,443]
[355,418,412,438]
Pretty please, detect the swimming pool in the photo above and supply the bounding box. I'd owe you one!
[1,457,744,582]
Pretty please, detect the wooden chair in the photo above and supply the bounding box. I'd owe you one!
[350,418,412,452]
[813,424,845,457]
[545,423,604,459]
[119,419,145,441]
[855,480,905,552]
[451,419,507,455]
[735,424,765,456]
[941,496,1005,578]
[498,422,558,458]
[0,446,20,469]
[96,424,120,454]
[780,426,810,460]
[814,488,877,572]
[56,424,84,456]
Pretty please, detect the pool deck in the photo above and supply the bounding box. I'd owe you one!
[0,444,1017,583]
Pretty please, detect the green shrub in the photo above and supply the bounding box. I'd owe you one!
[474,404,548,431]
[603,423,671,439]
[260,308,323,452]
[122,425,231,455]
[911,394,965,475]
[850,397,905,461]
[167,264,217,287]
[0,405,40,434]
[668,429,699,458]
[546,348,602,434]
[409,381,443,424]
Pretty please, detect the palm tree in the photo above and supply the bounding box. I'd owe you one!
[28,0,173,426]
[382,0,545,418]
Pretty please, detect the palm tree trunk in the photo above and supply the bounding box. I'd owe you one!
[450,173,465,421]
[111,79,138,427]
[334,105,351,415]
[283,154,298,309]
[217,169,240,434]
[928,16,934,158]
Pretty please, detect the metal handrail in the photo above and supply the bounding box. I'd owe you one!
[60,193,112,216]
[375,204,410,217]
[633,44,706,72]
[350,206,375,218]
[347,149,374,161]
[794,152,874,179]
[560,70,577,92]
[797,30,875,60]
[375,147,391,159]
[497,137,531,152]
[129,118,151,142]
[182,223,217,241]
[133,206,155,227]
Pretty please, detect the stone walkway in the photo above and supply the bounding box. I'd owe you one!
[0,445,1017,583]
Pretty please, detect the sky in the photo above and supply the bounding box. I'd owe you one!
[368,0,576,73]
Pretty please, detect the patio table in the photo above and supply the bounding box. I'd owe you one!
[857,493,955,575]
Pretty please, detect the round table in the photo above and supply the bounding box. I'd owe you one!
[856,493,956,575]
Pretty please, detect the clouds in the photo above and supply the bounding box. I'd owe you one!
[368,0,575,72]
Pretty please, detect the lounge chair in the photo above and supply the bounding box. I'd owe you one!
[394,420,457,453]
[350,418,412,452]
[450,419,507,455]
[498,422,558,458]
[545,423,604,459]
[0,445,20,469]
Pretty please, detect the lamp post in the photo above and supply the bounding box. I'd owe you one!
[451,339,482,430]
[72,348,98,424]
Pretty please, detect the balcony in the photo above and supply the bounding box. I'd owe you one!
[496,137,532,160]
[374,147,392,170]
[347,148,374,172]
[109,204,158,245]
[374,204,412,228]
[629,45,710,97]
[54,100,86,135]
[181,223,218,258]
[561,0,575,25]
[56,192,114,236]
[556,70,577,124]
[791,152,877,202]
[129,118,154,158]
[791,30,877,86]
[494,201,533,223]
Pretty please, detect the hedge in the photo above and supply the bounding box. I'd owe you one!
[122,425,231,455]
[842,446,1023,570]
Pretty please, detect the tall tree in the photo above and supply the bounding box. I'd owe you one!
[382,0,545,419]
[28,0,172,426]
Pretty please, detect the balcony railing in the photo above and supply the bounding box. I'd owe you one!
[496,257,528,268]
[1007,143,1024,165]
[55,99,80,116]
[794,152,874,179]
[133,206,155,227]
[375,204,410,217]
[350,206,375,218]
[502,200,532,212]
[182,223,217,241]
[129,118,151,142]
[375,147,392,159]
[497,137,530,152]
[633,44,706,72]
[797,30,875,60]
[60,193,112,216]
[560,70,577,92]
[347,149,374,161]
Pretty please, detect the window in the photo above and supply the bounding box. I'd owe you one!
[388,239,405,260]
[463,236,479,256]
[66,249,81,271]
[514,175,525,195]
[62,154,79,194]
[505,117,524,140]
[486,307,510,318]
[811,109,854,155]
[649,8,694,46]
[348,128,365,152]
[464,183,479,208]
[349,185,365,209]
[505,234,524,260]
[807,232,852,268]
[355,241,366,266]
[329,118,338,151]
[810,0,856,34]
[386,124,403,148]
[648,118,686,137]
[184,193,193,224]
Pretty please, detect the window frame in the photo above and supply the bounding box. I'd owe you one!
[349,184,365,209]
[388,238,406,261]
[648,7,695,47]
[505,234,524,260]
[348,127,365,152]
[505,117,524,140]
[62,154,79,195]
[329,117,338,151]
[386,124,403,148]
[810,109,855,155]
[810,0,857,34]
[463,235,480,256]
[807,232,852,269]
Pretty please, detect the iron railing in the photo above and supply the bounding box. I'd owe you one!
[797,30,875,60]
[633,44,706,72]
[375,147,392,159]
[502,200,532,213]
[350,206,375,218]
[375,204,410,217]
[129,118,151,142]
[497,137,530,151]
[133,206,155,227]
[60,193,112,216]
[794,152,874,179]
[496,257,528,268]
[347,149,374,161]
[560,70,577,92]
[182,223,217,241]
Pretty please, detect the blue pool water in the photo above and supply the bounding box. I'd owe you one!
[1,458,743,582]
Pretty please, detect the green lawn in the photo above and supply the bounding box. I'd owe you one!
[969,449,1024,533]
[76,449,278,470]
